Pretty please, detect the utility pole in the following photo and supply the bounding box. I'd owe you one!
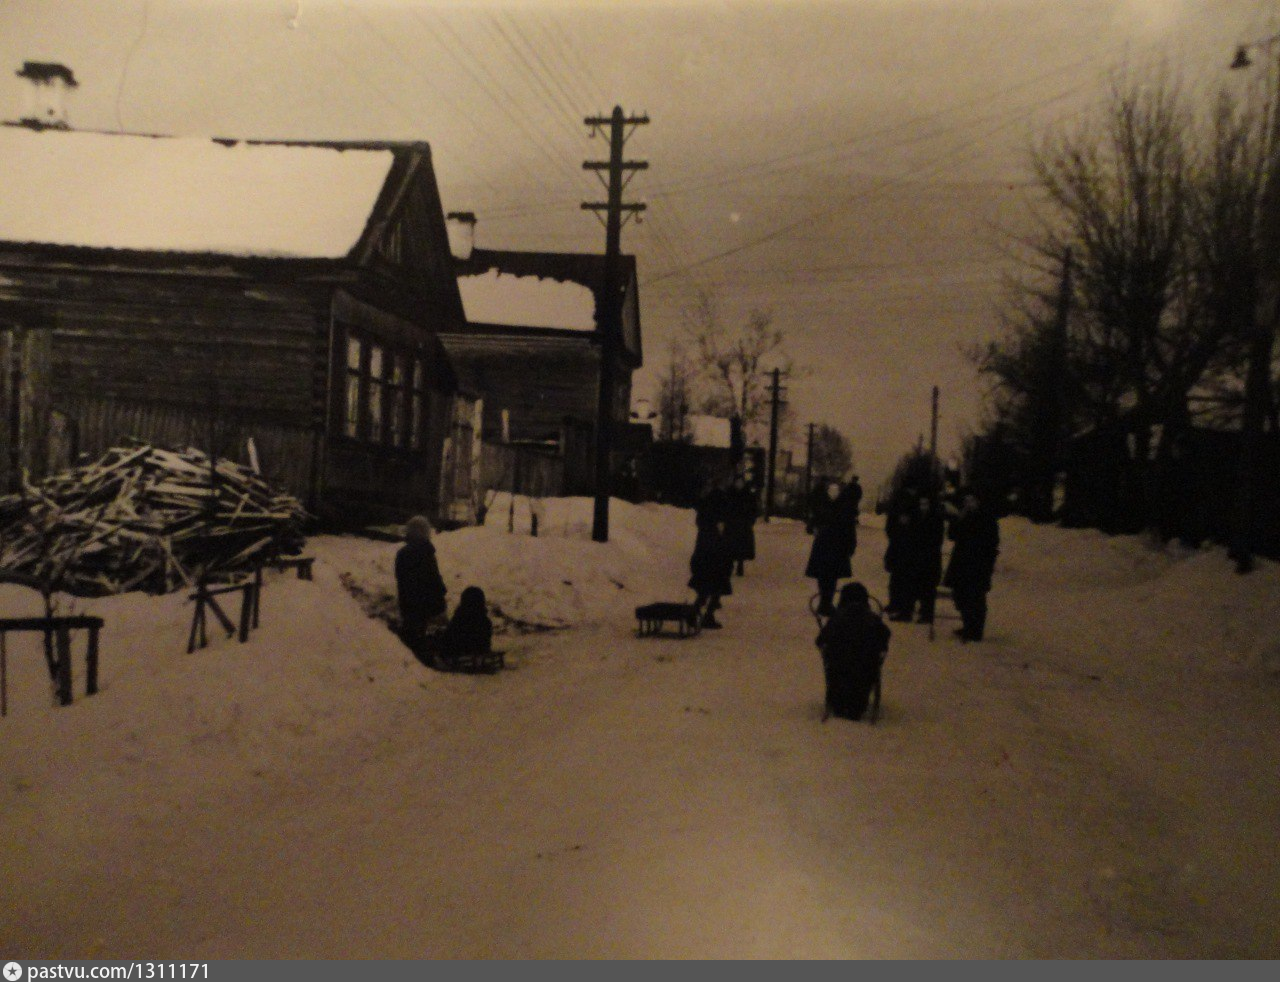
[583,106,647,543]
[764,368,786,521]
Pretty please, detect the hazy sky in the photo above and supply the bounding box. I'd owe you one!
[0,0,1273,488]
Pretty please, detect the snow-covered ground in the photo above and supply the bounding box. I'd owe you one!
[1,497,1278,957]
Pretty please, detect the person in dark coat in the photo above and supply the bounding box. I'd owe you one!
[805,482,851,616]
[723,475,759,576]
[815,581,891,721]
[689,479,734,629]
[943,490,1000,641]
[881,485,917,618]
[395,514,448,654]
[887,491,945,624]
[440,585,494,665]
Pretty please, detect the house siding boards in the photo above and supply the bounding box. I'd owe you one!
[0,132,464,525]
[437,330,601,442]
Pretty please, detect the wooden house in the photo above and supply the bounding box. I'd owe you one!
[0,126,472,526]
[442,245,642,496]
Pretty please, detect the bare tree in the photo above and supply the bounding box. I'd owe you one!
[809,423,853,481]
[655,340,697,442]
[978,68,1276,535]
[683,289,790,445]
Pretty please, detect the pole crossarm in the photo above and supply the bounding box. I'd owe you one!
[584,114,650,127]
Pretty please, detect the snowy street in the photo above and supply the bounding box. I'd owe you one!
[3,504,1279,958]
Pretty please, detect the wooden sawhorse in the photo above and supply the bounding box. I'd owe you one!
[0,615,104,715]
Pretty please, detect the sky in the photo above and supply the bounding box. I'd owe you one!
[0,0,1275,489]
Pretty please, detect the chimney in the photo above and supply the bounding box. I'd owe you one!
[15,61,78,129]
[446,211,476,262]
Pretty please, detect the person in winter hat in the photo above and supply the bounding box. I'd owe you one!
[395,514,448,654]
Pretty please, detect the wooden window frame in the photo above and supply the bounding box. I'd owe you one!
[339,324,429,451]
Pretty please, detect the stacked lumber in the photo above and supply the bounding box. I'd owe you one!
[0,443,308,596]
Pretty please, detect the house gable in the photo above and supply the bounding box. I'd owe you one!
[356,145,466,331]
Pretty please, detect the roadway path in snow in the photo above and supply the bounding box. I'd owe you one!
[5,519,1279,957]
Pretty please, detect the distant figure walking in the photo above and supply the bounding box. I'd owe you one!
[395,515,448,653]
[815,581,891,721]
[805,482,851,616]
[724,475,759,576]
[943,489,1000,642]
[689,478,734,629]
[440,585,494,666]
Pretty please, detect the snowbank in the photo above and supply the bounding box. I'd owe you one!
[327,495,696,632]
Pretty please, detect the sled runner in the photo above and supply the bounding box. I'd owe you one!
[418,628,505,674]
[436,648,505,674]
[635,601,702,638]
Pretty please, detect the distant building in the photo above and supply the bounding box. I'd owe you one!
[441,244,642,495]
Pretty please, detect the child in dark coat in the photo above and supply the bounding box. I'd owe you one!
[439,585,494,667]
[815,582,891,721]
[395,515,448,654]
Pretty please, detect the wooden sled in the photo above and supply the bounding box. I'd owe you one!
[635,601,702,638]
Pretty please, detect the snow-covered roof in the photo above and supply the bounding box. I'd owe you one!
[0,127,397,258]
[458,268,597,331]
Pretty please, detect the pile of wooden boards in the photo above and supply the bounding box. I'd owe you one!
[0,443,307,596]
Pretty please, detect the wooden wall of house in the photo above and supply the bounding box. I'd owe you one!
[0,261,330,503]
[58,393,315,497]
[443,337,603,442]
[0,326,52,490]
[35,268,324,428]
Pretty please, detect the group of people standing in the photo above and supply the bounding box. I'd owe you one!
[879,483,1000,642]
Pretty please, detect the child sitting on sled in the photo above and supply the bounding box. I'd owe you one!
[815,581,890,721]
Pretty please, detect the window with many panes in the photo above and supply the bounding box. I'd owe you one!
[341,328,430,449]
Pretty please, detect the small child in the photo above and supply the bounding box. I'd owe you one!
[815,581,891,721]
[439,585,494,669]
